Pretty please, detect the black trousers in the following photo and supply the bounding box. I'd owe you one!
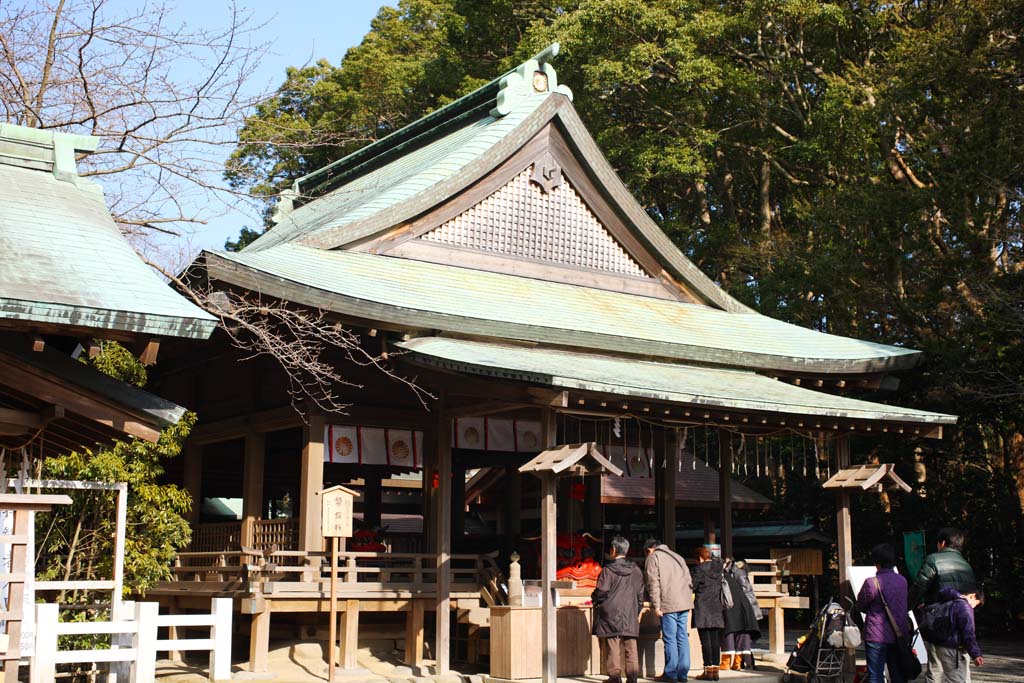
[698,628,722,667]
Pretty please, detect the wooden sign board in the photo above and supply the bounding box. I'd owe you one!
[320,485,357,538]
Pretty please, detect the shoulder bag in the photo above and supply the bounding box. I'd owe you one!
[875,578,922,680]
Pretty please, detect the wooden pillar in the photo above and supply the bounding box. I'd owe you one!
[183,442,202,525]
[404,599,426,666]
[703,510,716,545]
[249,610,271,672]
[661,429,678,548]
[299,415,326,552]
[422,421,438,553]
[540,408,558,683]
[584,473,602,534]
[718,433,733,559]
[363,473,383,529]
[835,435,853,600]
[434,396,452,674]
[242,431,266,547]
[452,464,466,551]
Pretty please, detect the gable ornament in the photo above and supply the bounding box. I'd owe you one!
[530,151,563,194]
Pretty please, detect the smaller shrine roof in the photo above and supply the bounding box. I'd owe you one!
[396,337,956,434]
[822,463,912,492]
[0,124,216,340]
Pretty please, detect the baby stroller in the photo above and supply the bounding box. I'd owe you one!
[782,600,848,683]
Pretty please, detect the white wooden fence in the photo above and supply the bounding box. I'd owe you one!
[31,598,231,682]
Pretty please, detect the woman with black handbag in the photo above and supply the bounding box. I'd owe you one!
[856,543,922,682]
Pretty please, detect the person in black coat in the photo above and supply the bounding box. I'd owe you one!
[691,546,724,681]
[722,560,761,671]
[592,536,644,683]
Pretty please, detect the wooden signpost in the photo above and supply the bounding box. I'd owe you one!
[321,485,356,682]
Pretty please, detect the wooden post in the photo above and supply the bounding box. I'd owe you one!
[835,435,853,601]
[210,598,233,682]
[329,536,339,680]
[661,429,678,548]
[718,433,733,558]
[299,415,326,552]
[341,600,360,669]
[452,464,466,551]
[540,408,558,683]
[242,431,266,547]
[132,602,159,683]
[363,473,383,529]
[434,396,452,674]
[703,510,716,545]
[183,442,202,525]
[768,602,785,654]
[404,599,425,667]
[30,604,58,683]
[249,610,271,672]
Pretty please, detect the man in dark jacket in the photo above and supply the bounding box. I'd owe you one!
[909,528,977,683]
[922,587,984,683]
[592,536,644,683]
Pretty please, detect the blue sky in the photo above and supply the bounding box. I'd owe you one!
[125,0,389,256]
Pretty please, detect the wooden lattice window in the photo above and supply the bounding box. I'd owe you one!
[420,166,650,277]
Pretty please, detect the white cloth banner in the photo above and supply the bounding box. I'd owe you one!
[324,425,423,468]
[452,418,542,452]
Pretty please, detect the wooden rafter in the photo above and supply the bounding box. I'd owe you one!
[519,442,623,478]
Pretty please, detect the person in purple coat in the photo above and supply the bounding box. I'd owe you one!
[925,586,985,683]
[856,543,910,683]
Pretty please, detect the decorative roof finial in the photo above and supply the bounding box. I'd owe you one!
[491,43,573,117]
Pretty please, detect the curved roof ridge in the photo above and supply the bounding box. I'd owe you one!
[284,43,565,206]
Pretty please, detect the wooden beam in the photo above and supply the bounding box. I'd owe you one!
[660,429,678,548]
[0,351,161,442]
[135,338,160,366]
[718,434,733,559]
[299,415,326,552]
[241,431,266,547]
[434,395,452,674]
[540,408,558,683]
[835,436,853,602]
[183,443,202,525]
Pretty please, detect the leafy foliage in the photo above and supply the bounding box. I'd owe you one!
[37,344,193,599]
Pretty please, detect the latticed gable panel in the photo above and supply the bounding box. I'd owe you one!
[419,166,651,278]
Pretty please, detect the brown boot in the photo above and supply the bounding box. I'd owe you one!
[712,666,720,681]
[731,654,741,671]
[694,667,713,681]
[720,655,732,670]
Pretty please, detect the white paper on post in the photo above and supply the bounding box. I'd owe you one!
[849,565,927,665]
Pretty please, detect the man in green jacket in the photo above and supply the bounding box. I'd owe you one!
[909,527,977,683]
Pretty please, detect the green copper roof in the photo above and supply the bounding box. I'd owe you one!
[0,337,187,428]
[206,244,922,375]
[0,124,216,339]
[396,337,956,428]
[246,89,558,253]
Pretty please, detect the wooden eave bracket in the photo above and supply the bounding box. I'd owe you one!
[519,441,623,478]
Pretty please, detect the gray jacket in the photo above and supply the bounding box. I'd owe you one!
[644,545,694,614]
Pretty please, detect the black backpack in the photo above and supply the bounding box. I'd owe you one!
[919,597,964,645]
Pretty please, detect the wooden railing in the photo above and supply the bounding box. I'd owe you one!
[252,518,299,551]
[166,549,498,599]
[187,521,242,552]
[745,556,791,597]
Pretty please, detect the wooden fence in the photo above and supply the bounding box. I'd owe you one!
[31,598,231,683]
